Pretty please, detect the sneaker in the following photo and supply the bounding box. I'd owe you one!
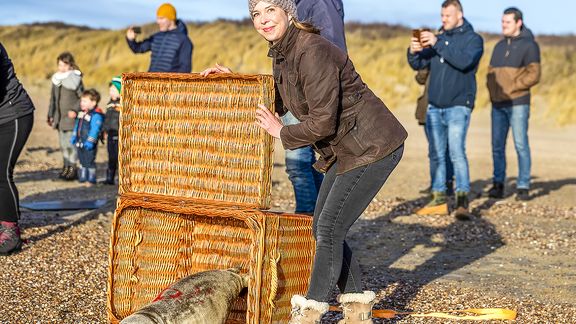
[516,189,530,201]
[416,192,448,215]
[488,182,504,199]
[0,221,23,256]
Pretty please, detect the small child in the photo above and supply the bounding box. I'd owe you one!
[102,76,122,185]
[70,89,105,184]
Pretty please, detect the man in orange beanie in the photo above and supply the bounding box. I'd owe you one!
[126,3,193,72]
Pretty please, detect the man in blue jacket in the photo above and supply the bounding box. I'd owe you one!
[126,3,193,73]
[407,0,483,219]
[281,0,347,215]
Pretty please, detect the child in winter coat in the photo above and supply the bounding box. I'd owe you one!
[101,76,122,185]
[47,52,84,180]
[70,89,104,184]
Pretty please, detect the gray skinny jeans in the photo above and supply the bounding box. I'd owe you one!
[306,145,403,302]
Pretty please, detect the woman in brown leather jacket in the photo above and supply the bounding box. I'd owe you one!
[201,1,407,322]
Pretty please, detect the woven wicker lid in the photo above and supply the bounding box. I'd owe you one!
[118,72,275,209]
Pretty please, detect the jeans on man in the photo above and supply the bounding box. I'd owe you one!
[491,104,531,189]
[59,130,78,167]
[282,111,323,214]
[424,124,454,187]
[306,145,403,301]
[426,105,472,193]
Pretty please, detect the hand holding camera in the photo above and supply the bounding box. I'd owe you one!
[126,26,141,40]
[410,28,436,53]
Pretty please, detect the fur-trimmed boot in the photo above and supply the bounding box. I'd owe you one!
[289,295,329,324]
[337,291,377,324]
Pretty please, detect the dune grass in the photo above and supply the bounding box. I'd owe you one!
[1,21,574,125]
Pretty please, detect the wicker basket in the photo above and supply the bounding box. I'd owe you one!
[107,193,315,323]
[119,73,275,209]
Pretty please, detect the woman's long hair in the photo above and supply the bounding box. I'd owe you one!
[292,18,320,35]
[56,52,80,71]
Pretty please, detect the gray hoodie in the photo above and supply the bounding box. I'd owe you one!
[48,70,83,131]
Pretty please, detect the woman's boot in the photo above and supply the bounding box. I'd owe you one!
[289,295,329,324]
[0,221,23,255]
[337,291,376,324]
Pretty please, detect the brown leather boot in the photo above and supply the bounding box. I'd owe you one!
[454,192,473,220]
[288,295,329,324]
[337,291,376,323]
[416,192,448,215]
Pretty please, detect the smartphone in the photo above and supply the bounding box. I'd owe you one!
[132,26,142,34]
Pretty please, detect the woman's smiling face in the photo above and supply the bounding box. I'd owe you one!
[251,1,290,43]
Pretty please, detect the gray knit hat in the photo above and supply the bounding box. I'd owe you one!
[248,0,297,19]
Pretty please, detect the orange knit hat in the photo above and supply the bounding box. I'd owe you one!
[157,3,177,21]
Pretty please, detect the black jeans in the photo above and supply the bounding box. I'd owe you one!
[306,145,403,302]
[107,130,119,170]
[0,113,33,222]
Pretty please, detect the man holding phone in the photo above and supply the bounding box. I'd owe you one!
[407,0,483,219]
[126,3,193,73]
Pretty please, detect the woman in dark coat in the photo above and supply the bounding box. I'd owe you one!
[0,42,34,255]
[202,1,407,322]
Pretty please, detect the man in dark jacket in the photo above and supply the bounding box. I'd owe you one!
[280,0,348,215]
[407,0,483,218]
[295,0,347,52]
[126,3,193,73]
[486,7,540,201]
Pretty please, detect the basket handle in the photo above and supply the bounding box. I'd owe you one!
[268,251,281,309]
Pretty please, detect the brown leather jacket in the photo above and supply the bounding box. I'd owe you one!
[270,25,407,174]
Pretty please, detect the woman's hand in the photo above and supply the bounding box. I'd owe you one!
[67,111,77,119]
[199,63,232,77]
[255,104,283,139]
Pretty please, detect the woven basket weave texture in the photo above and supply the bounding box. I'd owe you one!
[107,194,315,324]
[119,73,275,209]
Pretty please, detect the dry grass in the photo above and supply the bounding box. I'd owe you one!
[1,21,574,125]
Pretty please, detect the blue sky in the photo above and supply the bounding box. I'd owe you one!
[1,0,574,35]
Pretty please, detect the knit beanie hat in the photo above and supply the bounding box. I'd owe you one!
[157,3,177,21]
[110,76,122,93]
[248,0,297,19]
